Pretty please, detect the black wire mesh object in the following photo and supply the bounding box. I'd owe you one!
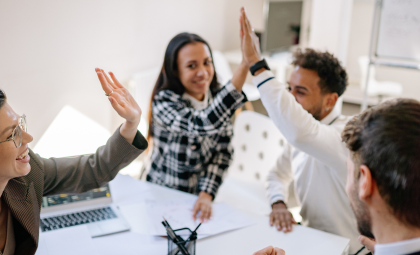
[167,227,196,255]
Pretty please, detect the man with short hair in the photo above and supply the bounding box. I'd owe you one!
[238,7,361,253]
[341,98,420,255]
[253,98,420,255]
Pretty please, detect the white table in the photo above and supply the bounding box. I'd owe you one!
[106,174,350,255]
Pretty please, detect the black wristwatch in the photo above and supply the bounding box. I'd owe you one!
[250,59,270,76]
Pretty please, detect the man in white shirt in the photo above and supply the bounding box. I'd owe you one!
[238,7,361,254]
[252,98,420,255]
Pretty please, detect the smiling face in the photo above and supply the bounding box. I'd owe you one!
[176,42,214,101]
[0,102,33,181]
[288,66,336,121]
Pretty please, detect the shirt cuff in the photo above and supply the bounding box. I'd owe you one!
[270,194,287,205]
[223,81,248,108]
[115,125,148,151]
[225,81,246,100]
[198,181,220,200]
[252,70,276,89]
[132,131,148,150]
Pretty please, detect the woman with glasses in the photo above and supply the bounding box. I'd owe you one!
[0,69,147,255]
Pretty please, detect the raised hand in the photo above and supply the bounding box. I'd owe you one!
[239,7,262,68]
[253,246,286,255]
[95,68,141,143]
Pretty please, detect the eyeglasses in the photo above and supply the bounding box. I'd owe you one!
[0,114,27,148]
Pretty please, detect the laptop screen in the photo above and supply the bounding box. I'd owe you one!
[41,184,111,208]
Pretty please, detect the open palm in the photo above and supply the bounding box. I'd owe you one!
[95,68,141,125]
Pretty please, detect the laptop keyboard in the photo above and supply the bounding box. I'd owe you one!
[40,206,117,232]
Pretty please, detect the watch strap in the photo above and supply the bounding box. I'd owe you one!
[250,58,270,76]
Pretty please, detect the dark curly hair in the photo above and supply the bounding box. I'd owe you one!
[342,98,420,228]
[292,48,348,96]
[0,89,6,109]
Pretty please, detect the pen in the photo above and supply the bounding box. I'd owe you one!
[162,218,190,255]
[192,223,201,233]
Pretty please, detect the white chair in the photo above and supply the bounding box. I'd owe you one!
[215,111,291,216]
[228,111,286,183]
[359,56,403,101]
[128,67,161,137]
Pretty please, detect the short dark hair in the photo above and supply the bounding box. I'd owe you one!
[342,98,420,228]
[292,48,348,96]
[0,89,6,109]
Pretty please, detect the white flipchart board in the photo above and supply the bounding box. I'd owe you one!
[375,0,420,62]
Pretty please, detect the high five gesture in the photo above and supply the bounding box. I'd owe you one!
[95,68,141,143]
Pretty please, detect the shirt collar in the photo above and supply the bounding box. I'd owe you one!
[320,103,341,125]
[375,237,420,255]
[182,90,209,110]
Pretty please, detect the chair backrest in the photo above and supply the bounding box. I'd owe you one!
[131,67,161,116]
[212,50,233,86]
[228,111,286,184]
[130,67,161,136]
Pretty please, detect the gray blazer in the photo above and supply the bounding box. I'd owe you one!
[2,128,147,255]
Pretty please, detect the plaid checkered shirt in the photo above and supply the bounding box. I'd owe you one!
[146,82,247,197]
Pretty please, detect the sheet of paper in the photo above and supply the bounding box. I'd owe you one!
[118,201,152,235]
[36,225,98,255]
[92,231,167,255]
[146,199,256,237]
[109,174,154,205]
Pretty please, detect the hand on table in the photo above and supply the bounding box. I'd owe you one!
[253,246,285,255]
[95,68,141,143]
[239,7,262,68]
[359,235,376,254]
[192,191,213,223]
[269,203,297,233]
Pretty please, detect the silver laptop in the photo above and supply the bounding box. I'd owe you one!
[40,184,130,237]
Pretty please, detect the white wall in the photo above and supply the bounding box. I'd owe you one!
[223,0,265,51]
[346,0,420,99]
[1,0,248,147]
[6,0,414,149]
[309,0,354,65]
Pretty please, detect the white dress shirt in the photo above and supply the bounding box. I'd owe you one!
[375,237,420,255]
[253,71,360,253]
